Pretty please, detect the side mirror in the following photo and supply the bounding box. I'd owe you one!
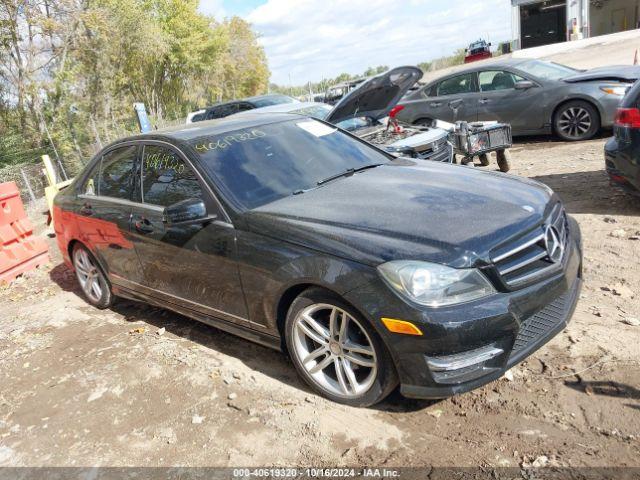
[514,80,535,90]
[163,198,212,225]
[488,42,492,47]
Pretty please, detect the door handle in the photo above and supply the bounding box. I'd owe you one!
[79,203,93,216]
[448,100,463,107]
[479,98,490,105]
[430,102,442,107]
[134,218,154,234]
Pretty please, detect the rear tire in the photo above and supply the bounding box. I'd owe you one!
[553,100,600,141]
[284,287,398,407]
[72,243,113,309]
[496,149,511,173]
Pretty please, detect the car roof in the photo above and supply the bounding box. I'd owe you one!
[424,57,532,84]
[111,113,302,145]
[243,94,293,103]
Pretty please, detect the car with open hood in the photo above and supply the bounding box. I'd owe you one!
[396,58,640,141]
[52,112,583,406]
[234,66,454,163]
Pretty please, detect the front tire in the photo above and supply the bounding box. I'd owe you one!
[553,100,600,141]
[284,288,398,407]
[496,149,511,172]
[72,243,113,309]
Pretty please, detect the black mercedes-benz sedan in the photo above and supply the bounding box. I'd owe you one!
[53,113,582,406]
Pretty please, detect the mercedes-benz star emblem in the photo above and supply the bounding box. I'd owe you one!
[544,225,564,263]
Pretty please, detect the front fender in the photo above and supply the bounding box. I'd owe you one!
[236,229,377,333]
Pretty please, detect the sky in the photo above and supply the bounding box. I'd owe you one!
[198,0,513,85]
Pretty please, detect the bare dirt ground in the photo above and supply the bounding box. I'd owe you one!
[0,135,639,469]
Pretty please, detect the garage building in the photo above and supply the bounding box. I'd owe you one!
[511,0,640,50]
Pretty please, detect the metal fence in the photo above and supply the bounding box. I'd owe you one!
[0,110,189,207]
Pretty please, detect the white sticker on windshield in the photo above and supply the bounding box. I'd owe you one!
[296,120,336,137]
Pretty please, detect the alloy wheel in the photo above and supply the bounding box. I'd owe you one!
[73,248,103,303]
[292,303,377,398]
[557,107,592,139]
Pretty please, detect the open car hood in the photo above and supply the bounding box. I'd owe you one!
[325,66,423,124]
[563,65,640,83]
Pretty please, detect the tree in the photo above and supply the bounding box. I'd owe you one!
[0,0,270,172]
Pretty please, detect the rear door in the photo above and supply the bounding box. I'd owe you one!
[425,72,479,122]
[129,141,249,324]
[476,69,546,132]
[76,144,144,284]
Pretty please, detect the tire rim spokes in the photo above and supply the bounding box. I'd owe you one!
[293,304,377,398]
[73,249,103,302]
[558,107,591,138]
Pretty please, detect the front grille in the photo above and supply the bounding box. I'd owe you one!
[492,203,569,288]
[511,289,569,355]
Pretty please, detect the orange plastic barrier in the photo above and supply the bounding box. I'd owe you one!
[0,181,49,283]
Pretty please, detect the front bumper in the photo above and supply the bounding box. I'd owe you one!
[343,216,583,399]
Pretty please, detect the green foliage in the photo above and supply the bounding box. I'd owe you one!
[0,0,269,173]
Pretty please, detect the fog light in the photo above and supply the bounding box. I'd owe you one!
[426,344,503,372]
[381,318,423,336]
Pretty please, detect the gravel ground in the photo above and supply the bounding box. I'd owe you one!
[0,135,639,469]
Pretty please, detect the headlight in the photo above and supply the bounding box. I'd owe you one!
[600,85,629,96]
[377,260,495,307]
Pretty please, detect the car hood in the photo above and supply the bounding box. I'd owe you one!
[563,65,640,83]
[245,159,554,268]
[324,66,423,124]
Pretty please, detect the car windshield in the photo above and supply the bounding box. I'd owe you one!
[251,95,296,108]
[190,119,391,210]
[516,60,578,80]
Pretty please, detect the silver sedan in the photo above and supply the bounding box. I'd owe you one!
[396,58,640,141]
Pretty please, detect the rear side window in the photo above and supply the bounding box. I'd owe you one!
[83,164,100,196]
[437,73,477,96]
[86,146,137,199]
[208,103,238,119]
[140,144,203,207]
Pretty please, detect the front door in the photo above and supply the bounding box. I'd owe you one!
[76,144,144,284]
[129,142,248,324]
[476,70,547,133]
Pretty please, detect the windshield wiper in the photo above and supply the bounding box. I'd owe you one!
[316,163,383,186]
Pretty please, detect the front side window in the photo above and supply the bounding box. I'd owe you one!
[95,146,137,199]
[190,119,391,210]
[437,73,477,96]
[478,70,525,92]
[140,145,203,207]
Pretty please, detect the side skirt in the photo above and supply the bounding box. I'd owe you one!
[112,282,283,352]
